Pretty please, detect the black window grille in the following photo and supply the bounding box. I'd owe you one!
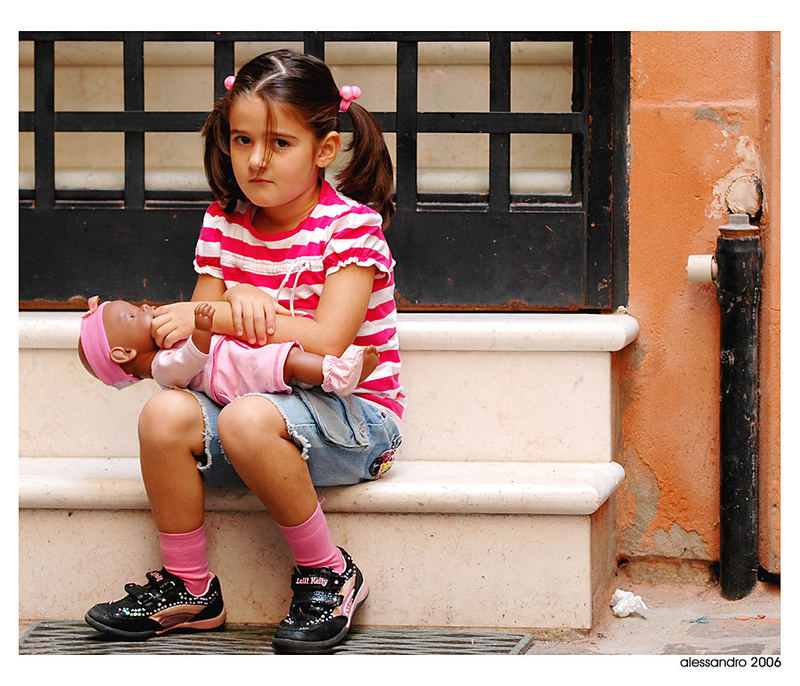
[18,31,629,311]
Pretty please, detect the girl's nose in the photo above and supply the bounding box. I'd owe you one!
[249,147,268,172]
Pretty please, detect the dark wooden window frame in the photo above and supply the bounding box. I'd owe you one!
[19,31,629,311]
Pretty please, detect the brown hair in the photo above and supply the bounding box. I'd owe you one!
[202,50,395,226]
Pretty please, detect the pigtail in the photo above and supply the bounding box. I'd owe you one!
[336,103,395,227]
[202,97,240,211]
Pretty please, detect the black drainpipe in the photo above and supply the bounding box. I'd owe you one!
[715,214,762,600]
[687,211,762,600]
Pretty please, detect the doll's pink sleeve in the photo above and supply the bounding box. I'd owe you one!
[151,338,209,389]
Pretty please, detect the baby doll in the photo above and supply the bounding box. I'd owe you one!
[78,296,379,405]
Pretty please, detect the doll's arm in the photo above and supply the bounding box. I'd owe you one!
[192,303,214,354]
[151,340,209,389]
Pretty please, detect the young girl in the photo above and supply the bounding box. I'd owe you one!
[78,296,380,401]
[84,49,404,653]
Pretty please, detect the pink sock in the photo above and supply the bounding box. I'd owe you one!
[158,524,213,596]
[277,503,345,573]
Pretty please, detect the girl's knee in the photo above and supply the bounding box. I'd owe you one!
[218,396,287,448]
[139,389,205,451]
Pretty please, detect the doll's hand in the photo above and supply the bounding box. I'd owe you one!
[192,303,214,354]
[224,284,291,345]
[152,301,196,349]
[194,303,215,331]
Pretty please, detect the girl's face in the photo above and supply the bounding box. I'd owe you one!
[228,96,339,230]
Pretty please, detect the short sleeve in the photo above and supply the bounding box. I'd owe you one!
[322,211,395,280]
[193,203,225,280]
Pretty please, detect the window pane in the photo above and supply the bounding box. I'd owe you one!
[326,42,396,112]
[144,42,213,111]
[418,42,488,112]
[145,132,205,191]
[54,41,123,111]
[510,133,572,195]
[55,132,124,190]
[328,132,397,191]
[418,133,488,194]
[19,41,34,111]
[19,132,34,190]
[511,41,573,113]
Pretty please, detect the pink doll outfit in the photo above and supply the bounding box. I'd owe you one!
[152,337,368,404]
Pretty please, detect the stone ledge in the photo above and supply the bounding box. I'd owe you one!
[19,311,639,352]
[19,457,625,516]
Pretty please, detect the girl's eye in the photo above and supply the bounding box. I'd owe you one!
[233,135,251,145]
[274,138,289,149]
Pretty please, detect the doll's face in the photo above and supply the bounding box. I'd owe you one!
[102,300,156,354]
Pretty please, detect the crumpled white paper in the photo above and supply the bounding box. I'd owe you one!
[610,589,648,618]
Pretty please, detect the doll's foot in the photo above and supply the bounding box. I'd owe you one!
[359,346,380,382]
[322,345,379,396]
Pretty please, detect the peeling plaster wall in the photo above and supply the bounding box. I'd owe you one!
[618,32,780,573]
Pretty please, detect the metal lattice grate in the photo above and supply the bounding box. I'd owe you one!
[19,621,534,655]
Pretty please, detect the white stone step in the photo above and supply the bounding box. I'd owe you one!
[20,456,624,516]
[19,312,638,463]
[19,456,623,631]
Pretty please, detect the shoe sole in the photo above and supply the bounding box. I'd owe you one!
[272,582,369,654]
[84,606,227,640]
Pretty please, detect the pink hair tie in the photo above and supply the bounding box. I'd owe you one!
[224,75,236,91]
[339,85,361,112]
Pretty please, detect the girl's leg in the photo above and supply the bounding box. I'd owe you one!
[139,390,214,592]
[138,389,207,533]
[218,393,384,652]
[217,395,345,569]
[85,390,225,638]
[217,395,319,527]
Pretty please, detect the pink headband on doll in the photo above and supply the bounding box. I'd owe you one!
[339,85,361,112]
[80,296,139,390]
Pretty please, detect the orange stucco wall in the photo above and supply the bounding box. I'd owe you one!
[615,32,780,573]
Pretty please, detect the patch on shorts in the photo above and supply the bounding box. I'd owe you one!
[369,433,402,479]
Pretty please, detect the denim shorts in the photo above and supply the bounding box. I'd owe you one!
[182,386,402,488]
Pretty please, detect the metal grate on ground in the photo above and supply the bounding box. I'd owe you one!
[19,621,534,655]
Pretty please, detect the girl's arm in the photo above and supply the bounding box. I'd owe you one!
[152,266,374,355]
[151,275,252,348]
[208,265,375,356]
[269,263,376,356]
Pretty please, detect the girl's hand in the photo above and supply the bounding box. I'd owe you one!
[151,301,197,349]
[224,284,292,345]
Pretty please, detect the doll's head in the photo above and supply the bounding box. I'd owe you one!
[78,296,156,389]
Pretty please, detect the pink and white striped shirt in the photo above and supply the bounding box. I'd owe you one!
[193,180,405,421]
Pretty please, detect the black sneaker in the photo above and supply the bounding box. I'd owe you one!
[272,547,369,653]
[85,569,226,640]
